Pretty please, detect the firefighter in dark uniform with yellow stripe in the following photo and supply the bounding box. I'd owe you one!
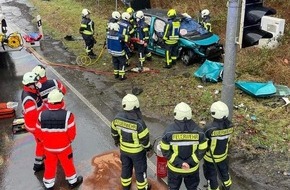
[160,102,208,190]
[135,10,152,71]
[111,94,152,190]
[200,9,212,32]
[203,101,233,190]
[107,23,127,80]
[162,9,180,69]
[79,9,96,59]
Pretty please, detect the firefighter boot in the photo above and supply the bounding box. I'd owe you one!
[163,64,172,69]
[88,51,96,59]
[119,76,127,81]
[146,56,152,61]
[33,163,44,172]
[69,176,83,189]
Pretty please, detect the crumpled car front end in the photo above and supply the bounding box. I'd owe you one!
[180,17,224,60]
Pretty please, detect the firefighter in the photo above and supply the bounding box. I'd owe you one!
[203,101,233,190]
[162,9,181,69]
[107,23,127,80]
[126,7,137,31]
[107,11,121,32]
[35,89,83,190]
[200,9,212,32]
[21,71,45,172]
[135,10,152,72]
[32,65,66,108]
[79,8,97,59]
[160,102,208,190]
[111,94,152,190]
[118,12,135,64]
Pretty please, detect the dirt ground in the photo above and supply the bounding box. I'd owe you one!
[5,0,290,189]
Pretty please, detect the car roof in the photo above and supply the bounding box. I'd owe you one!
[142,8,183,21]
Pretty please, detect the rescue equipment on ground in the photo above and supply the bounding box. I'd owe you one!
[0,102,18,119]
[12,118,26,134]
[130,67,151,73]
[7,32,22,48]
[0,32,23,50]
[23,32,42,43]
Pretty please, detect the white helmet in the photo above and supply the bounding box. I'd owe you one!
[136,11,144,20]
[121,12,131,21]
[82,9,90,16]
[111,23,120,32]
[174,102,192,120]
[22,71,39,85]
[210,101,229,119]
[201,9,210,18]
[48,89,64,103]
[32,65,46,78]
[122,94,139,111]
[112,11,121,20]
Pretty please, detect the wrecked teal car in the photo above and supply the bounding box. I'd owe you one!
[143,9,224,65]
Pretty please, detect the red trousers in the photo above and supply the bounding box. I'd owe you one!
[34,135,44,158]
[44,146,76,181]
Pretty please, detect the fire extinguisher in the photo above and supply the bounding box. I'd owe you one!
[153,137,167,178]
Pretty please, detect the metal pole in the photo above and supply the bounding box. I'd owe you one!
[221,0,240,120]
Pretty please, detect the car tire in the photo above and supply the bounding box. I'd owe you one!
[180,49,194,66]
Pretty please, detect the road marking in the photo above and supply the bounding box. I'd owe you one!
[46,65,157,174]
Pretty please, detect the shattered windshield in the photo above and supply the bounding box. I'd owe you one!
[180,17,209,36]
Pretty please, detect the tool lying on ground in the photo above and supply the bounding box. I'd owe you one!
[11,118,27,134]
[76,40,106,66]
[23,32,42,43]
[0,102,18,119]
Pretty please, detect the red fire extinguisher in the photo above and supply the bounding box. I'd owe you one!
[156,142,167,178]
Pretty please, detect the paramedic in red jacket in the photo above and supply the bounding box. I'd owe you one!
[35,89,83,190]
[32,65,66,108]
[21,71,45,172]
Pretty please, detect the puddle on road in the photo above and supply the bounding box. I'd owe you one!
[82,150,168,190]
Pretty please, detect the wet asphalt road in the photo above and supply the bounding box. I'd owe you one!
[0,50,117,189]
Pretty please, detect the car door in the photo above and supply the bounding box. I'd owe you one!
[145,15,166,56]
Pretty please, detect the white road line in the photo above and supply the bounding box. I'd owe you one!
[46,65,157,173]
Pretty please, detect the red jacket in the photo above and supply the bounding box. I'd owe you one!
[35,102,76,152]
[38,77,67,109]
[21,86,44,133]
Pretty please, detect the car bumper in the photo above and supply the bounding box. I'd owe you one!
[205,44,224,59]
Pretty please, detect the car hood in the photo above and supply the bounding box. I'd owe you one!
[188,34,220,46]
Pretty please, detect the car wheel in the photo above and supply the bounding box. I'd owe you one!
[181,49,194,66]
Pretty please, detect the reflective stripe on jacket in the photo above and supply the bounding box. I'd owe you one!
[136,19,149,41]
[111,110,150,154]
[161,120,207,174]
[38,79,58,101]
[21,87,43,132]
[204,119,233,163]
[80,17,94,35]
[163,18,180,45]
[36,109,76,152]
[107,31,126,57]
